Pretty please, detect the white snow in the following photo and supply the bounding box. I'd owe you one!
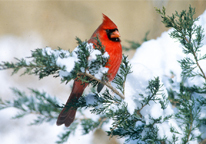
[84,93,97,105]
[88,49,102,61]
[40,42,110,80]
[94,67,109,80]
[41,47,77,78]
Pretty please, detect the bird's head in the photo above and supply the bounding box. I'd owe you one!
[91,14,121,42]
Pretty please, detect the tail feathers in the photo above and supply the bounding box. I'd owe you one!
[56,80,88,127]
[56,92,79,127]
[56,106,77,127]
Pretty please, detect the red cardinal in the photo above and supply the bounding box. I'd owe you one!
[56,14,122,127]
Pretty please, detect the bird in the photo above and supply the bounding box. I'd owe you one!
[56,14,122,127]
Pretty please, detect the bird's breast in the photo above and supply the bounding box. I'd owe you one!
[104,42,122,81]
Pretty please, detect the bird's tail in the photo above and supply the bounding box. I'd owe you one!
[56,80,88,127]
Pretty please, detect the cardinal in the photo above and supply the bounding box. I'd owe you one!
[56,14,122,127]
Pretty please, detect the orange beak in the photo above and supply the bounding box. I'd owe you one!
[110,30,120,38]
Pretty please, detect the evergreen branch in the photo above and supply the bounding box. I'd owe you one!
[106,77,170,144]
[184,36,206,80]
[80,116,108,135]
[56,122,78,144]
[0,36,125,101]
[137,77,164,118]
[0,49,63,79]
[78,72,125,99]
[156,5,206,81]
[113,55,132,95]
[185,100,194,143]
[0,88,60,125]
[157,8,206,143]
[191,46,206,80]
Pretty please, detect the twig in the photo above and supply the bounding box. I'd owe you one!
[185,38,206,81]
[78,72,125,99]
[123,81,125,95]
[98,117,107,128]
[186,106,193,143]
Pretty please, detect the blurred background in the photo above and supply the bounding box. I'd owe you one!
[1,1,206,56]
[0,1,206,144]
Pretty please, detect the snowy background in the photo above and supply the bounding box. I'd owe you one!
[0,9,206,144]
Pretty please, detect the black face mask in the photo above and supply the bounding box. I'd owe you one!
[106,28,120,42]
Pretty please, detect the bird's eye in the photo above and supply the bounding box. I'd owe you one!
[105,29,118,33]
[105,29,110,34]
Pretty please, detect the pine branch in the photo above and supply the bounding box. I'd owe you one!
[56,122,78,144]
[113,55,132,95]
[106,77,171,144]
[0,88,61,125]
[184,35,206,80]
[137,77,162,117]
[191,44,206,80]
[156,5,205,80]
[157,5,205,143]
[78,72,125,99]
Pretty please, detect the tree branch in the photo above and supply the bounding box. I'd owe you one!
[185,37,206,81]
[186,106,194,143]
[78,72,125,99]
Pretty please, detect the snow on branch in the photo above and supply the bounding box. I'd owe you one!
[0,37,126,100]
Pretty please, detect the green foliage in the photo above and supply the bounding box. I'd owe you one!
[0,41,169,143]
[56,122,78,144]
[0,36,132,143]
[81,117,106,134]
[156,5,205,80]
[157,5,206,143]
[63,36,109,85]
[113,54,132,94]
[0,88,60,125]
[88,36,109,81]
[0,48,68,79]
[107,77,171,143]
